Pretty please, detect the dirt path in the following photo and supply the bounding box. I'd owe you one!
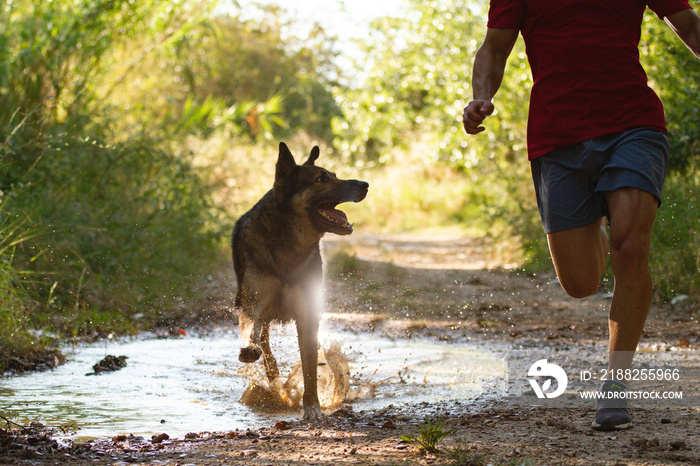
[2,232,699,465]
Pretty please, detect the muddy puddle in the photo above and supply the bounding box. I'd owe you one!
[0,319,506,440]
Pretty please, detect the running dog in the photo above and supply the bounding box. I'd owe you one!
[232,142,368,421]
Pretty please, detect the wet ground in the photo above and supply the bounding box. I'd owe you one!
[1,232,698,465]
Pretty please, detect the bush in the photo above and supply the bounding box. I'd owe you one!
[0,0,225,356]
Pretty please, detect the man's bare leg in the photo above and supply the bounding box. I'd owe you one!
[547,187,658,429]
[546,217,608,299]
[546,188,656,369]
[604,188,657,376]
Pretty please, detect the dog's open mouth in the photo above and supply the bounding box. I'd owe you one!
[317,204,353,232]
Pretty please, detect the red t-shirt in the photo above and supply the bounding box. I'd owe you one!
[487,0,692,160]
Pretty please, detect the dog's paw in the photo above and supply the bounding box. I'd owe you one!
[239,346,262,363]
[302,405,324,424]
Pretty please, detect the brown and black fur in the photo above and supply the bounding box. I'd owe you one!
[232,142,368,421]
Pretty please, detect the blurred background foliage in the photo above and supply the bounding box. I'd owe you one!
[0,0,698,368]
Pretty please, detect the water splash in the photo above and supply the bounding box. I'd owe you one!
[239,342,351,410]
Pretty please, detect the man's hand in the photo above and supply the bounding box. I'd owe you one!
[462,100,495,134]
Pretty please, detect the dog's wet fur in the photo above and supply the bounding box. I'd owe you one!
[232,142,368,421]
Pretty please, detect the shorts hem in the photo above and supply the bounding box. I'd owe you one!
[543,217,604,235]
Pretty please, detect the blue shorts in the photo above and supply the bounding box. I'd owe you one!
[530,128,669,234]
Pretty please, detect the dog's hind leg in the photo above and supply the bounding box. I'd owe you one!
[260,321,280,380]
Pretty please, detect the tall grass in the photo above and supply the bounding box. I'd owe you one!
[0,195,44,371]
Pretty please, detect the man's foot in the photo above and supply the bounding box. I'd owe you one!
[591,379,631,431]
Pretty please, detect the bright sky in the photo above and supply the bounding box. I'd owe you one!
[238,0,407,39]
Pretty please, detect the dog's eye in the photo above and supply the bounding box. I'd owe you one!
[316,175,329,183]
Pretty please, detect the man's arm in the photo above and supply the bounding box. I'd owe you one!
[665,8,700,59]
[463,28,519,135]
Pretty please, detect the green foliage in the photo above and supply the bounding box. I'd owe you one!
[640,10,700,172]
[401,417,456,453]
[334,0,529,164]
[165,93,286,140]
[123,5,342,142]
[0,0,225,353]
[332,0,538,268]
[651,163,700,300]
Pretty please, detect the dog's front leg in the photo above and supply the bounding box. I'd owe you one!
[238,307,263,363]
[237,279,277,363]
[296,314,322,422]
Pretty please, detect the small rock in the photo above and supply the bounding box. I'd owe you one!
[274,421,290,430]
[349,447,357,455]
[87,355,128,376]
[396,444,409,450]
[669,441,686,451]
[332,407,353,417]
[382,420,397,429]
[631,438,647,448]
[151,433,169,444]
[185,432,198,439]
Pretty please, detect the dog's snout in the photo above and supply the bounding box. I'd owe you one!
[351,180,369,201]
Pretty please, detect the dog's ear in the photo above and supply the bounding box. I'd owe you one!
[274,142,297,195]
[303,146,320,166]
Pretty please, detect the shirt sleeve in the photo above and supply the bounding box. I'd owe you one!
[487,0,525,29]
[647,0,692,20]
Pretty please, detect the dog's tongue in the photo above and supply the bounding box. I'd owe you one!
[319,207,348,225]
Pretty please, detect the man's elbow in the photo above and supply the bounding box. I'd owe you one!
[684,27,700,59]
[667,9,700,59]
